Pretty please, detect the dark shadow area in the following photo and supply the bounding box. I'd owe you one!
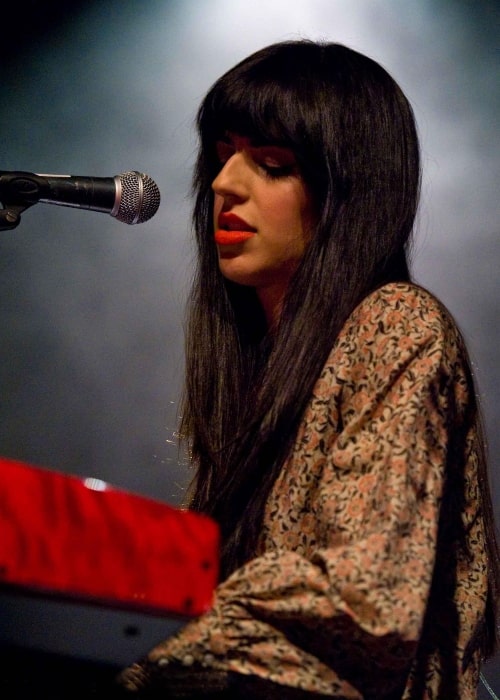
[0,644,122,699]
[1,1,96,62]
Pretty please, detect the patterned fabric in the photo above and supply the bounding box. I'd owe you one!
[119,283,488,699]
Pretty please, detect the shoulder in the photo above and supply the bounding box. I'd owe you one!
[327,282,469,389]
[341,281,462,351]
[351,282,456,334]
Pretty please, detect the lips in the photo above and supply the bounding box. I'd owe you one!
[215,212,256,245]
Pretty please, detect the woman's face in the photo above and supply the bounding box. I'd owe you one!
[212,133,314,322]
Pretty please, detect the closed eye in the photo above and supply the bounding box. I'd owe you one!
[214,139,298,179]
[258,161,297,179]
[253,146,298,179]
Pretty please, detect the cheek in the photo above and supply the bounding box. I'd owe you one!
[263,188,307,231]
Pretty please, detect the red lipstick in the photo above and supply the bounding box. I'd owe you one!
[215,212,256,245]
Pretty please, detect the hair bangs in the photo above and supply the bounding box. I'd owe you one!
[198,63,320,160]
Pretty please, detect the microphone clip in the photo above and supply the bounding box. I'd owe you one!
[0,203,32,231]
[0,171,42,231]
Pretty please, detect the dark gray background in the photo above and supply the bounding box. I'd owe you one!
[1,0,498,692]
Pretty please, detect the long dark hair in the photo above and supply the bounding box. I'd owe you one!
[180,40,498,655]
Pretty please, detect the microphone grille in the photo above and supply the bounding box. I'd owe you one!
[114,171,161,224]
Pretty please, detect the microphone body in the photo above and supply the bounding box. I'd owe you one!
[0,171,160,224]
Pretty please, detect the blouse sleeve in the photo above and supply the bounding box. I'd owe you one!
[119,286,482,697]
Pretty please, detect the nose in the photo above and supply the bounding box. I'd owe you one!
[211,152,248,202]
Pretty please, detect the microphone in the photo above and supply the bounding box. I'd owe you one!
[0,170,161,225]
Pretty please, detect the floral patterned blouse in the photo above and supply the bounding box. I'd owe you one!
[120,283,489,699]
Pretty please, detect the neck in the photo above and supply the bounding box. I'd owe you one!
[256,286,285,330]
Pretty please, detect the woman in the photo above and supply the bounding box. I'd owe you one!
[118,40,499,698]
